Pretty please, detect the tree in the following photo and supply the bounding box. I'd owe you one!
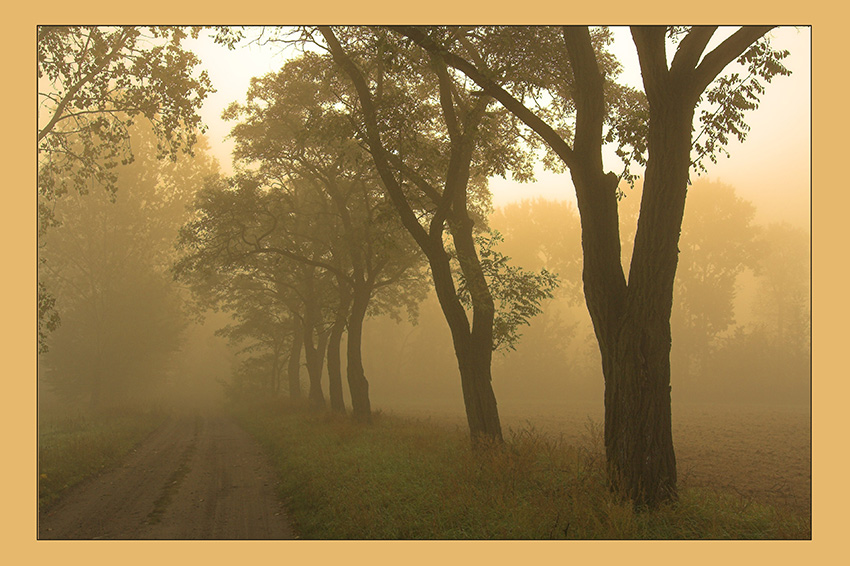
[317,25,555,443]
[222,52,428,421]
[397,25,790,506]
[174,177,339,410]
[37,26,214,352]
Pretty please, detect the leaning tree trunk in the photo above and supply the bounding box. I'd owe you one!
[346,287,372,423]
[431,244,503,445]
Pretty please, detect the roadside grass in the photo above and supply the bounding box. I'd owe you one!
[38,406,167,511]
[233,398,811,540]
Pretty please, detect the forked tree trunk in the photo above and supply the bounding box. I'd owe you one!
[303,339,326,409]
[590,97,693,508]
[302,316,328,410]
[319,25,501,444]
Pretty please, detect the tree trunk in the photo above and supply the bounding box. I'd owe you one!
[456,343,501,445]
[430,246,503,444]
[287,324,303,400]
[327,306,348,414]
[346,288,372,423]
[601,320,677,507]
[592,98,692,508]
[302,318,327,410]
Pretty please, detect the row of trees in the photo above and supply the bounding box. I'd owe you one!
[307,25,791,506]
[38,25,798,509]
[173,47,557,426]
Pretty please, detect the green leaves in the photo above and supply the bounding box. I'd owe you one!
[38,26,213,205]
[691,36,791,174]
[456,230,559,351]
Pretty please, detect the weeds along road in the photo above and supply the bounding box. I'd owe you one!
[38,411,296,540]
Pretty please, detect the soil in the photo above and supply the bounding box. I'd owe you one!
[38,411,296,540]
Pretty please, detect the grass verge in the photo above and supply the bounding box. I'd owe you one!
[233,398,811,540]
[38,406,167,511]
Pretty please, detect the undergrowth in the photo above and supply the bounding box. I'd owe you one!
[233,398,811,540]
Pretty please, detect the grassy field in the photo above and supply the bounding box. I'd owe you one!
[379,399,812,516]
[233,399,811,540]
[38,406,167,511]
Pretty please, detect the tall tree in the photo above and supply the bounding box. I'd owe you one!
[174,177,339,410]
[223,53,427,421]
[318,26,550,443]
[397,25,790,506]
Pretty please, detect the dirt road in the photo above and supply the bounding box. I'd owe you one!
[38,412,296,540]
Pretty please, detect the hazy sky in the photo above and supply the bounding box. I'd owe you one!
[185,26,811,228]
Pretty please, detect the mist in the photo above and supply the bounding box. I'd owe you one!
[35,25,811,540]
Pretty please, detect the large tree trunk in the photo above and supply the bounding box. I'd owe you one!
[602,320,677,507]
[346,288,372,423]
[586,98,692,508]
[287,324,303,400]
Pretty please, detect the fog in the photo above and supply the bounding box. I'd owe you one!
[37,27,811,420]
[38,165,810,417]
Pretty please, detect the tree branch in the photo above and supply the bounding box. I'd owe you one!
[391,26,578,170]
[670,26,717,75]
[38,28,132,143]
[692,26,775,97]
